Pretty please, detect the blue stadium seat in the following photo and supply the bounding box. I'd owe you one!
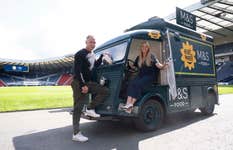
[217,61,233,85]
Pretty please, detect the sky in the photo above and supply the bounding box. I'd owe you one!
[0,0,199,60]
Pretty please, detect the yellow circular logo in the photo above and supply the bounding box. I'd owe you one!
[180,41,196,70]
[200,34,207,41]
[148,31,161,39]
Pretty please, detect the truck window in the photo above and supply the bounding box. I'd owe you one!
[128,39,162,63]
[127,39,164,84]
[95,42,128,64]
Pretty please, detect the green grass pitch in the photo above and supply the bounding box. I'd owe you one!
[0,85,232,112]
[0,86,73,112]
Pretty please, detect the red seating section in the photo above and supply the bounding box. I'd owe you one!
[0,80,6,87]
[57,74,73,85]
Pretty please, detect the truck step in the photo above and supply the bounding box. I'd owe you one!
[81,113,119,121]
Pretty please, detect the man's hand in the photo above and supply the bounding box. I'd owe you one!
[162,63,169,69]
[81,85,88,94]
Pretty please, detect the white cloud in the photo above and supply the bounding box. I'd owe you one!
[0,0,199,60]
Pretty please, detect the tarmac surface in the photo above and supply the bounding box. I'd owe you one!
[0,94,233,150]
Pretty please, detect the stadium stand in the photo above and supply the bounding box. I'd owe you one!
[217,61,233,85]
[0,72,72,86]
[0,54,74,86]
[0,72,60,86]
[57,74,73,86]
[215,42,233,85]
[65,76,73,85]
[0,79,6,86]
[215,43,233,55]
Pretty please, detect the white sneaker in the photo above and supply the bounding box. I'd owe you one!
[85,109,100,118]
[72,132,88,142]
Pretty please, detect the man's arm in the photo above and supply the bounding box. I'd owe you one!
[94,54,104,68]
[74,53,86,87]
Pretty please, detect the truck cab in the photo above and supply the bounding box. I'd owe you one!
[83,18,218,131]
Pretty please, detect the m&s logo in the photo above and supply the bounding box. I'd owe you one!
[180,41,196,70]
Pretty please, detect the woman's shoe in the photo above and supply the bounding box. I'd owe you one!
[121,103,133,109]
[124,107,133,114]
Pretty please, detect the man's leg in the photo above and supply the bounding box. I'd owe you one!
[71,79,87,135]
[86,82,110,109]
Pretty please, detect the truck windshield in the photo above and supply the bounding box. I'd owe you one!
[95,42,128,63]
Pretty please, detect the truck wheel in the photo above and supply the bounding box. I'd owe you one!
[134,99,164,131]
[199,93,216,115]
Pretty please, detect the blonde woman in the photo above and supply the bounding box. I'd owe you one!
[122,41,167,112]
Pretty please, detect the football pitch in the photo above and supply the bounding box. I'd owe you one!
[0,85,232,112]
[0,86,72,112]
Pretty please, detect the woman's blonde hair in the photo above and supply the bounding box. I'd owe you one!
[138,41,152,67]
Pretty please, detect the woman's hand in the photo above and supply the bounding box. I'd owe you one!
[162,63,169,70]
[155,62,169,70]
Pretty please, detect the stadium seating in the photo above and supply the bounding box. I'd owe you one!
[0,80,6,87]
[216,62,224,70]
[57,74,73,85]
[215,42,233,55]
[217,61,233,84]
[0,74,16,86]
[0,72,73,86]
[65,76,73,85]
[49,74,60,83]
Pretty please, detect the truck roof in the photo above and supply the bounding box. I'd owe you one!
[95,18,213,51]
[127,18,213,42]
[95,29,158,50]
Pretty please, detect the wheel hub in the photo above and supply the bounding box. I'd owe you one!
[144,107,156,123]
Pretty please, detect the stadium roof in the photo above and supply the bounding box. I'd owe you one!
[0,54,74,72]
[165,0,233,38]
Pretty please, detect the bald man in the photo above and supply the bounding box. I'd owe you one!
[71,35,109,142]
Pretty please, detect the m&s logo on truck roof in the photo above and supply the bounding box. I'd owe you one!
[180,41,196,70]
[148,31,161,39]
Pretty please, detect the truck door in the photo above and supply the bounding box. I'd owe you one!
[166,30,191,112]
[94,41,128,115]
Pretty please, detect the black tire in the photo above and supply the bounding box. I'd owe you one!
[199,93,216,115]
[134,99,164,131]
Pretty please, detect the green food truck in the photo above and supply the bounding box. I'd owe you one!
[82,18,218,131]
